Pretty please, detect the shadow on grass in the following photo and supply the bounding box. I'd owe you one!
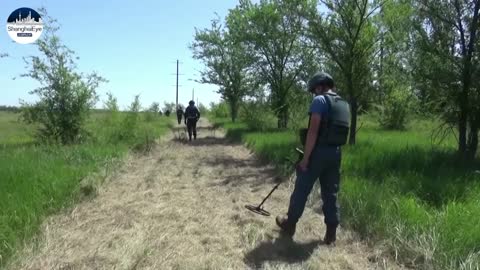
[172,134,289,189]
[207,122,301,177]
[192,136,243,146]
[244,235,322,268]
[171,136,244,147]
[224,127,250,142]
[201,151,284,190]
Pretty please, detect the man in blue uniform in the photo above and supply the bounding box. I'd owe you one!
[184,100,201,141]
[276,72,350,245]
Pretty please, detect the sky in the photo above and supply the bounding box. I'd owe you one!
[0,0,240,110]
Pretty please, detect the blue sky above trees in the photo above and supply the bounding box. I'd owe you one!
[0,0,240,109]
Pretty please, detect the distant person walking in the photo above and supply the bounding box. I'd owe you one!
[176,106,184,125]
[184,100,201,141]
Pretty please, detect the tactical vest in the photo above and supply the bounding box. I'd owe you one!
[308,92,351,146]
[185,106,199,120]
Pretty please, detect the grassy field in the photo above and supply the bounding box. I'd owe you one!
[0,111,172,266]
[211,115,480,270]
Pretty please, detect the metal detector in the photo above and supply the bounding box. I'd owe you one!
[245,147,304,216]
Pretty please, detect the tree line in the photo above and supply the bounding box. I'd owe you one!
[191,0,480,159]
[0,106,20,112]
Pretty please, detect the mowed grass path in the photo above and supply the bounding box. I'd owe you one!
[0,111,171,266]
[212,116,480,270]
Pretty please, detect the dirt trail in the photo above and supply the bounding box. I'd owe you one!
[8,119,401,270]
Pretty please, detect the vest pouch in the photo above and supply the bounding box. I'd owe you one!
[323,125,349,146]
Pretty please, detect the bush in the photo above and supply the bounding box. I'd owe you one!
[375,86,417,130]
[20,15,106,144]
[210,102,230,119]
[240,101,277,131]
[287,88,311,131]
[100,95,143,144]
[102,92,120,125]
[198,103,208,115]
[144,102,160,122]
[163,102,175,115]
[118,95,142,141]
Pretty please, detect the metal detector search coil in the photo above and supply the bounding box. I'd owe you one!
[245,148,304,217]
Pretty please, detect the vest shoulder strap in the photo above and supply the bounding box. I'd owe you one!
[323,92,342,115]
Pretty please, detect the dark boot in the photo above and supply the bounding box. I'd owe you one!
[275,215,296,237]
[323,225,337,245]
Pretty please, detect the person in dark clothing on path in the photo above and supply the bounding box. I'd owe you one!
[276,72,350,246]
[176,106,184,125]
[184,100,201,141]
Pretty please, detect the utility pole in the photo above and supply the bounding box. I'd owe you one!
[176,59,179,109]
[192,88,194,101]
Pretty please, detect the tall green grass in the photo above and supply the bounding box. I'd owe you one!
[0,111,172,266]
[0,112,34,145]
[212,116,480,270]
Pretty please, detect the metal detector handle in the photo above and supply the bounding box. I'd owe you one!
[295,147,304,162]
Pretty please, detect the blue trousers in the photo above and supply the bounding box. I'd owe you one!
[287,150,341,227]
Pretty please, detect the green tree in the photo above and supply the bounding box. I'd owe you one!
[103,92,120,126]
[20,9,106,144]
[103,92,119,112]
[191,16,254,122]
[163,102,175,114]
[209,101,230,118]
[148,102,160,114]
[375,0,414,100]
[413,0,480,159]
[374,0,417,129]
[228,0,315,128]
[308,0,382,144]
[198,103,208,114]
[144,102,160,122]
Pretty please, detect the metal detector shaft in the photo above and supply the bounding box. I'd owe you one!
[256,182,281,208]
[257,148,303,208]
[245,147,306,217]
